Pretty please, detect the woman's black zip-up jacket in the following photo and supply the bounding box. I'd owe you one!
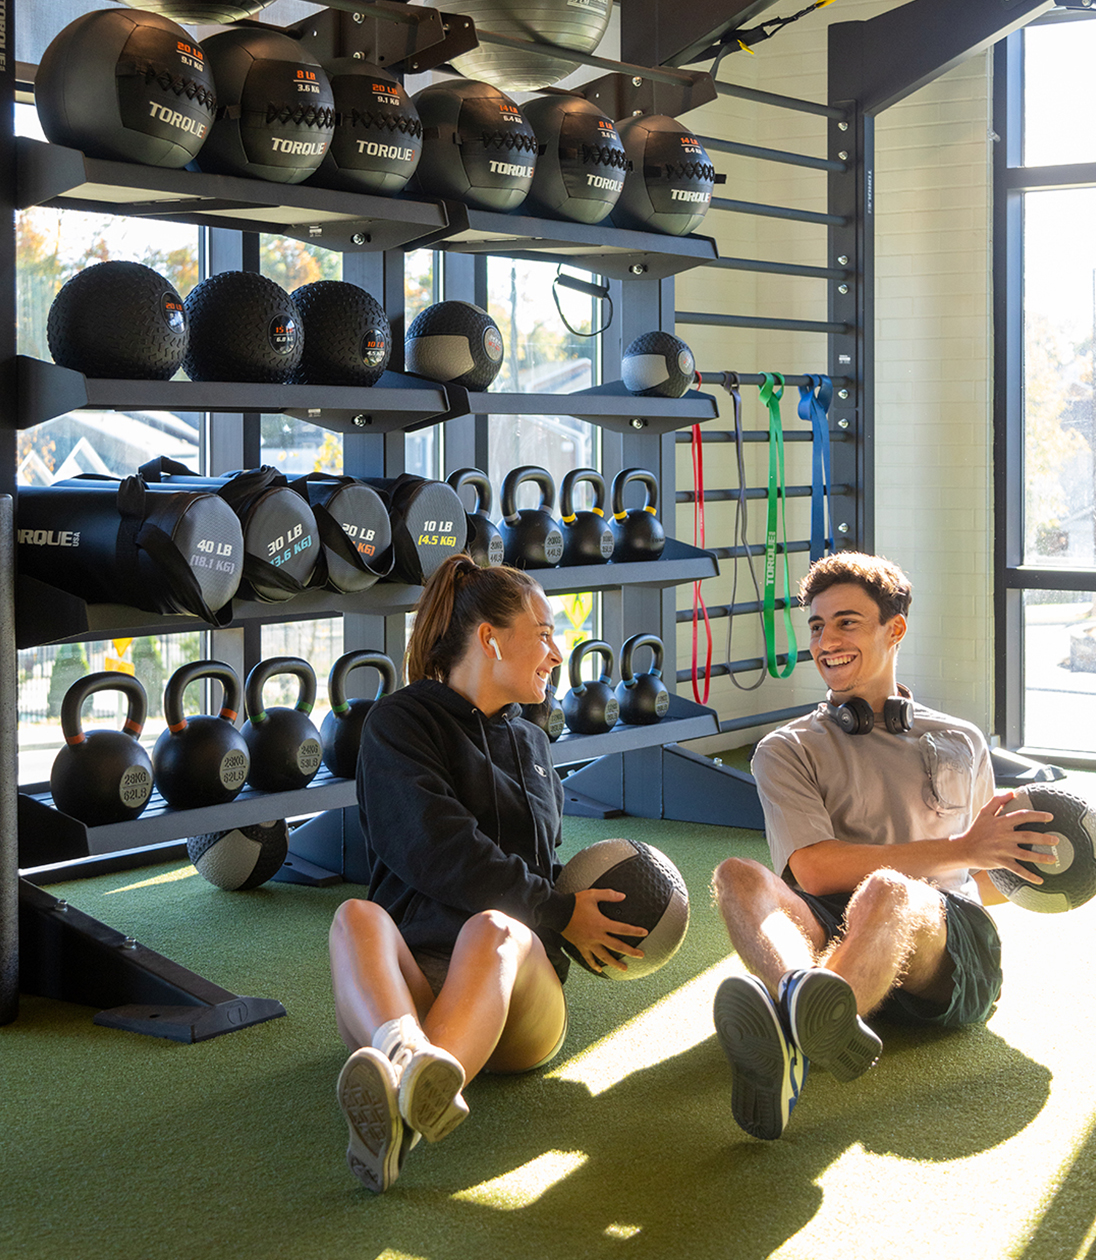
[356,678,574,982]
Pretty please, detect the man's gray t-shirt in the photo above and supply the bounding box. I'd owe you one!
[751,701,995,899]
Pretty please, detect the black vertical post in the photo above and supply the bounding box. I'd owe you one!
[0,0,17,1025]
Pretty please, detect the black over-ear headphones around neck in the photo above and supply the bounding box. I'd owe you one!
[825,690,915,736]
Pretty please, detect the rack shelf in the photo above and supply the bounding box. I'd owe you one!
[419,202,720,282]
[17,693,718,872]
[444,381,719,434]
[15,136,448,253]
[13,357,451,434]
[14,538,718,649]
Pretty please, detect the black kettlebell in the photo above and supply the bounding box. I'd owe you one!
[241,656,324,793]
[610,468,666,562]
[559,468,614,566]
[152,660,251,809]
[50,672,154,826]
[562,639,620,735]
[320,649,399,779]
[615,633,671,725]
[447,467,504,568]
[499,465,564,569]
[521,663,565,741]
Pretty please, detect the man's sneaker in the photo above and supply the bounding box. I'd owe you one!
[393,1043,469,1143]
[337,1047,406,1192]
[713,973,807,1141]
[778,967,882,1083]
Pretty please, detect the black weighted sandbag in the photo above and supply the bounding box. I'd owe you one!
[289,472,394,594]
[362,474,467,585]
[17,475,242,620]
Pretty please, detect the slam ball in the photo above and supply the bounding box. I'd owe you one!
[183,271,303,383]
[427,0,613,92]
[48,261,188,380]
[188,819,289,891]
[555,838,690,981]
[35,9,216,168]
[290,281,391,386]
[989,786,1096,913]
[611,115,718,237]
[313,59,423,196]
[405,300,504,391]
[193,28,335,184]
[522,95,627,225]
[411,79,537,213]
[622,331,698,398]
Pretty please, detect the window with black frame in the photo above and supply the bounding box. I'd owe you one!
[997,11,1096,760]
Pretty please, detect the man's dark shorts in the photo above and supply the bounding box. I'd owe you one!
[794,885,1002,1027]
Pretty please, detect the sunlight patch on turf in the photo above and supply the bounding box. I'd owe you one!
[547,960,728,1096]
[453,1150,587,1210]
[106,865,197,894]
[604,1223,642,1239]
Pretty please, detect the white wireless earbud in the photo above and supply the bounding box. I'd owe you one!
[489,638,502,661]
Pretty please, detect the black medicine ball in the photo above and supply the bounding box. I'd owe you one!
[312,59,423,196]
[436,0,613,92]
[35,9,216,169]
[193,28,335,184]
[188,819,289,891]
[289,281,391,386]
[48,261,188,380]
[622,331,698,398]
[405,301,504,391]
[114,2,274,19]
[411,79,537,213]
[611,114,718,237]
[522,95,627,225]
[183,271,303,383]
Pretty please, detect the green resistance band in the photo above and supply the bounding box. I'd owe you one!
[760,372,798,679]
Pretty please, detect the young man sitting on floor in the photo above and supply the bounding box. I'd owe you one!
[711,551,1055,1140]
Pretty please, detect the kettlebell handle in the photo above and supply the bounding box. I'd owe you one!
[327,650,398,713]
[60,672,148,746]
[446,468,494,518]
[619,633,665,686]
[559,468,608,522]
[245,655,317,724]
[163,660,243,731]
[501,465,556,525]
[567,638,616,692]
[611,468,659,519]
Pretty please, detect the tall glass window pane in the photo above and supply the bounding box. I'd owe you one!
[1022,188,1096,568]
[485,257,600,651]
[405,250,442,479]
[1023,20,1096,166]
[1022,589,1096,753]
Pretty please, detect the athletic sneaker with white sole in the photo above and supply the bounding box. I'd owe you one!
[394,1043,469,1143]
[337,1047,407,1193]
[713,973,807,1141]
[778,967,881,1083]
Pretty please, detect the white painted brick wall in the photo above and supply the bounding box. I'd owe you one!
[676,0,995,753]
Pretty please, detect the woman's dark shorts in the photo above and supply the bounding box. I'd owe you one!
[794,885,1002,1027]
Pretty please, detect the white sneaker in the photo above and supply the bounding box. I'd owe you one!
[336,1047,405,1192]
[393,1042,469,1143]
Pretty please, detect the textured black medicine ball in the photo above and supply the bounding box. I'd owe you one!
[989,787,1096,913]
[35,9,217,169]
[48,261,188,380]
[622,331,698,398]
[289,281,391,386]
[611,115,718,237]
[193,28,335,184]
[522,95,627,224]
[114,2,274,19]
[434,0,613,92]
[555,838,690,981]
[411,79,537,213]
[183,271,303,383]
[188,819,289,891]
[312,59,423,196]
[405,301,504,391]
